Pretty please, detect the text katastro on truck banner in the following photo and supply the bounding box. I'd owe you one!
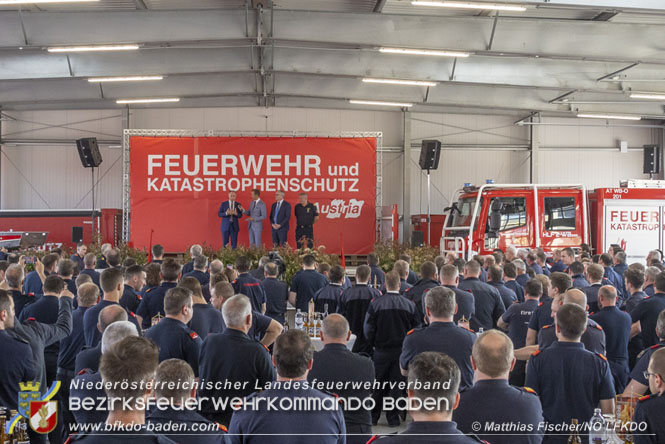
[129,136,377,253]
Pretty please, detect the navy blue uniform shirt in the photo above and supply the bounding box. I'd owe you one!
[633,392,665,444]
[74,343,101,374]
[407,269,418,285]
[591,306,631,365]
[631,293,665,347]
[289,269,328,312]
[338,284,380,353]
[623,290,647,313]
[369,264,385,290]
[400,321,476,389]
[220,309,272,343]
[458,277,505,332]
[501,299,539,349]
[233,273,266,313]
[404,279,438,326]
[69,370,107,427]
[629,341,664,387]
[313,283,344,313]
[364,292,419,351]
[0,329,35,409]
[527,298,553,333]
[584,283,603,313]
[262,277,289,323]
[57,305,89,371]
[572,274,590,289]
[537,319,606,354]
[454,379,543,444]
[145,317,202,376]
[136,282,179,329]
[189,303,224,338]
[83,299,141,347]
[490,280,517,309]
[120,284,142,314]
[10,289,38,318]
[22,270,46,296]
[443,285,475,324]
[184,269,211,301]
[525,341,615,427]
[19,294,61,356]
[80,268,101,288]
[505,279,525,303]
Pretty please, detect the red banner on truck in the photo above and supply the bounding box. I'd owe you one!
[128,136,377,253]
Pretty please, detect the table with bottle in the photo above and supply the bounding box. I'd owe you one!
[290,305,356,351]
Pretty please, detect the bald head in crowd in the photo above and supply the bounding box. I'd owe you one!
[77,282,99,308]
[563,288,587,309]
[101,320,139,354]
[320,314,351,344]
[209,260,224,276]
[599,285,618,308]
[97,304,128,334]
[472,330,515,379]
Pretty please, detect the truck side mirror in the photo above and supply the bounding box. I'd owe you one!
[488,199,503,238]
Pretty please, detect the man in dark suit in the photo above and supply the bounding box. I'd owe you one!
[218,191,243,249]
[269,190,291,246]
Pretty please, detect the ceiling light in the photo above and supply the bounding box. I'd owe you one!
[362,78,438,87]
[88,76,164,83]
[576,113,641,121]
[349,100,413,107]
[116,98,180,104]
[0,0,98,3]
[47,44,140,53]
[379,47,470,58]
[411,1,526,12]
[630,93,665,100]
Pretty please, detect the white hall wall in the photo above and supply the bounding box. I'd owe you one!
[1,107,661,227]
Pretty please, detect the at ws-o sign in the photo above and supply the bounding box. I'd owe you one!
[129,136,377,253]
[604,206,662,262]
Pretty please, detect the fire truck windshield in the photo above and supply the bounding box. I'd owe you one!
[448,197,480,228]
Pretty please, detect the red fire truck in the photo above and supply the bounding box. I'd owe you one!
[441,180,665,264]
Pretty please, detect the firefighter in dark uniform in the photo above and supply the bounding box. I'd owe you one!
[525,272,571,346]
[440,264,475,324]
[144,287,202,376]
[632,347,665,444]
[228,330,346,443]
[338,265,380,355]
[488,266,517,309]
[400,287,476,390]
[537,289,606,355]
[294,192,318,249]
[313,265,345,313]
[5,264,36,318]
[590,285,632,393]
[404,261,439,327]
[459,260,505,332]
[120,265,144,314]
[137,259,181,329]
[199,295,274,427]
[364,271,419,427]
[232,256,266,313]
[75,304,129,374]
[373,352,482,443]
[367,253,385,290]
[95,243,112,269]
[148,359,227,444]
[631,273,665,348]
[289,254,328,312]
[623,309,665,397]
[525,304,615,441]
[454,330,543,444]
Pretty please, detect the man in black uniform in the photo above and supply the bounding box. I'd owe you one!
[382,260,413,295]
[454,330,543,444]
[374,352,480,443]
[400,254,419,285]
[145,287,202,375]
[75,304,128,373]
[526,272,570,347]
[199,294,274,427]
[439,264,474,324]
[308,314,375,444]
[459,259,505,332]
[57,283,98,437]
[623,309,665,397]
[83,268,140,346]
[525,304,615,442]
[404,261,439,327]
[583,263,606,313]
[338,264,380,355]
[0,290,36,412]
[262,262,289,323]
[498,278,542,386]
[58,259,78,301]
[631,271,665,348]
[569,261,589,289]
[121,264,145,314]
[313,265,345,313]
[367,252,385,290]
[80,253,100,288]
[633,347,665,444]
[228,330,346,444]
[623,267,647,314]
[364,271,419,427]
[137,258,181,329]
[182,244,203,276]
[4,264,36,317]
[232,255,266,313]
[148,359,227,444]
[69,336,175,443]
[400,286,476,390]
[591,285,632,393]
[289,254,327,312]
[488,265,517,309]
[503,262,525,303]
[294,192,318,249]
[95,243,111,269]
[179,276,223,338]
[183,254,211,301]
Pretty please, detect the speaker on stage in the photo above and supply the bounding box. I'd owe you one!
[643,145,660,174]
[72,226,84,243]
[76,138,103,168]
[419,140,441,170]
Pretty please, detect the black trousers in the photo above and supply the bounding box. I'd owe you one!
[295,226,314,249]
[372,349,404,426]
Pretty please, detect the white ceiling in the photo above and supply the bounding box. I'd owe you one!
[0,0,664,120]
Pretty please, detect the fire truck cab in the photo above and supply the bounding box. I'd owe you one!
[441,183,589,259]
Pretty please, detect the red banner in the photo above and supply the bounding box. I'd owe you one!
[129,136,377,254]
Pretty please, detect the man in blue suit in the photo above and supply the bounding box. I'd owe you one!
[218,191,243,249]
[270,190,291,246]
[243,188,268,248]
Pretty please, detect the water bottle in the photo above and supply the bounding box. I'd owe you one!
[323,303,329,319]
[295,309,304,331]
[589,408,606,444]
[478,327,484,334]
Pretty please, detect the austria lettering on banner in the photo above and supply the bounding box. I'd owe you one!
[129,136,377,254]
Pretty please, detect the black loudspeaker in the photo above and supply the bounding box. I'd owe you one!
[72,226,84,243]
[76,138,103,168]
[643,145,661,174]
[419,140,441,170]
[411,230,424,247]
